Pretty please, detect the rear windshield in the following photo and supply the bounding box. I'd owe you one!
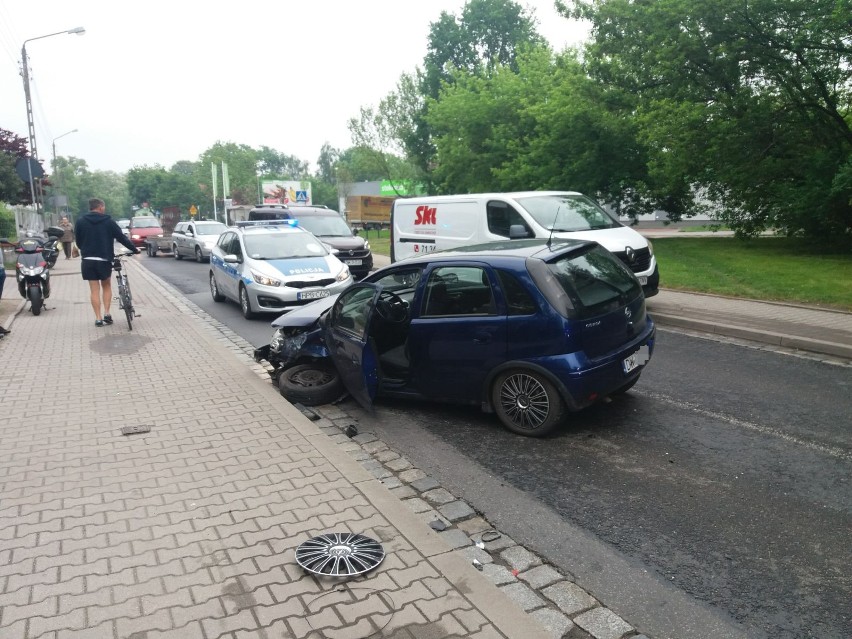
[528,244,641,319]
[516,194,621,232]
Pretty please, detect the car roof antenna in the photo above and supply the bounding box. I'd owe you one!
[547,205,561,251]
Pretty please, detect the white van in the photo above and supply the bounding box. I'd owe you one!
[390,191,659,297]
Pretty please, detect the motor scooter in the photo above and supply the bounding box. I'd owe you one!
[13,227,62,316]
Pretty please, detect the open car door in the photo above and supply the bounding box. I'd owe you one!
[324,283,382,411]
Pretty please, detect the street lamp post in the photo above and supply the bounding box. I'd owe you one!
[20,26,85,218]
[52,129,78,219]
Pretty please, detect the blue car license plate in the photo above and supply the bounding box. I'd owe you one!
[622,345,651,373]
[298,290,331,301]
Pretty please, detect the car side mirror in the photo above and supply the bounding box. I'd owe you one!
[352,228,360,236]
[224,254,240,263]
[509,224,531,239]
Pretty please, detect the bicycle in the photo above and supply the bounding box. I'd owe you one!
[112,251,139,330]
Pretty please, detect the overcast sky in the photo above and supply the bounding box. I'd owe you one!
[0,1,588,174]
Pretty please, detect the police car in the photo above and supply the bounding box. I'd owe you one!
[209,220,353,319]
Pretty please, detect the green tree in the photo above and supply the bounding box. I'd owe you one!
[256,145,309,179]
[561,0,852,244]
[316,143,339,184]
[199,142,262,206]
[409,0,544,179]
[0,128,36,205]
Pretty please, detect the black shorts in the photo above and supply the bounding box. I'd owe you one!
[81,259,113,281]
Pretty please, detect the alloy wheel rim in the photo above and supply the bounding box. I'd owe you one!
[499,373,550,430]
[295,532,385,576]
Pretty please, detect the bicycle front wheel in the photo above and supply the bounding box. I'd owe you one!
[119,275,133,330]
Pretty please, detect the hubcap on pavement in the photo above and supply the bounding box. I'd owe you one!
[295,532,385,576]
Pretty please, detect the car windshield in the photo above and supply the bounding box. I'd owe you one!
[516,194,621,232]
[195,223,227,236]
[243,232,329,260]
[294,215,352,237]
[117,220,130,228]
[131,218,161,229]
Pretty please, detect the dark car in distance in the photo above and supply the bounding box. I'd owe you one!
[255,239,655,437]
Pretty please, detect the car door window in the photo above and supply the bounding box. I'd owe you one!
[218,232,234,251]
[331,286,376,339]
[496,269,537,315]
[487,201,531,238]
[423,266,495,316]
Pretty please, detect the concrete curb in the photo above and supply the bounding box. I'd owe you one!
[650,311,852,360]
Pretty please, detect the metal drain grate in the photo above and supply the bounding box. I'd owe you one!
[295,532,385,577]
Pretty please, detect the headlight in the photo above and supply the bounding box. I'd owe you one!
[336,266,351,282]
[270,329,284,351]
[203,241,213,248]
[363,240,371,250]
[250,270,281,287]
[647,240,654,255]
[131,234,141,240]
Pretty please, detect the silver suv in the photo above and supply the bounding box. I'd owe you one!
[173,220,228,262]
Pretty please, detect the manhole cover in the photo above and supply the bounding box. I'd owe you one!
[295,532,385,577]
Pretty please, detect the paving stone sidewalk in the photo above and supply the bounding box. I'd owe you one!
[0,258,557,639]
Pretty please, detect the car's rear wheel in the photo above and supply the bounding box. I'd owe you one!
[611,374,640,395]
[491,369,565,437]
[239,285,257,319]
[174,245,182,260]
[210,272,225,302]
[195,246,204,263]
[278,362,343,406]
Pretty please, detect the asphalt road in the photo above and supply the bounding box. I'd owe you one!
[142,255,852,639]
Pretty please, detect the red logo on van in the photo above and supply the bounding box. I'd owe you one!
[414,206,437,225]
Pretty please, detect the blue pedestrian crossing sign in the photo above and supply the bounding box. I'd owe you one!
[296,190,308,203]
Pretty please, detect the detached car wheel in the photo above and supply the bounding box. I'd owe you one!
[278,362,343,406]
[492,369,565,437]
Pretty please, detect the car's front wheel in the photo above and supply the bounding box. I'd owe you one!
[491,369,565,437]
[173,245,182,260]
[239,285,257,319]
[278,362,343,406]
[195,246,204,263]
[210,272,225,302]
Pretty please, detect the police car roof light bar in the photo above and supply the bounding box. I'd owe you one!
[235,220,299,229]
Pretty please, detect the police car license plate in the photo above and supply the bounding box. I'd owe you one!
[623,345,651,373]
[299,290,331,301]
[344,259,362,266]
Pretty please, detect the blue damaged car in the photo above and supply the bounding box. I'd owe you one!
[254,239,655,437]
[209,220,353,319]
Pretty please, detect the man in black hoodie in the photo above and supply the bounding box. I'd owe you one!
[74,198,139,326]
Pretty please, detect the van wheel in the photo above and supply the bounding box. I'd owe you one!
[491,369,564,437]
[278,362,343,406]
[174,245,182,259]
[239,285,257,319]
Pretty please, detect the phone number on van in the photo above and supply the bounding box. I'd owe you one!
[413,244,437,254]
